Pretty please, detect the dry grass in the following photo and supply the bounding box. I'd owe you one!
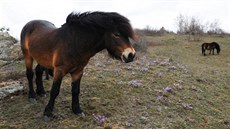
[1,34,230,128]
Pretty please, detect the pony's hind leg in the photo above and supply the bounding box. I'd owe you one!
[45,69,49,80]
[35,64,46,96]
[24,55,36,102]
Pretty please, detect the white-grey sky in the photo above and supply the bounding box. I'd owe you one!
[0,0,229,39]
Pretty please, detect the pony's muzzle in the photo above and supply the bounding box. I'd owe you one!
[121,48,136,63]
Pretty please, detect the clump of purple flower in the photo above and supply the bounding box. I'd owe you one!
[163,86,173,93]
[93,114,106,125]
[156,95,164,101]
[177,64,189,73]
[156,72,163,77]
[95,62,106,67]
[117,81,124,85]
[182,103,193,110]
[128,80,142,87]
[137,67,149,72]
[168,65,177,70]
[159,61,170,66]
[114,68,122,73]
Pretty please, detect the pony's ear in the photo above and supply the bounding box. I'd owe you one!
[66,12,84,25]
[66,12,77,24]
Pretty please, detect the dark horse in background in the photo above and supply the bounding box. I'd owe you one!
[201,42,220,56]
[20,11,136,121]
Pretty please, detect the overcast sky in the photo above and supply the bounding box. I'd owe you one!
[0,0,229,39]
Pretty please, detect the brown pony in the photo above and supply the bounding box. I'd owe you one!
[201,42,220,56]
[20,11,136,121]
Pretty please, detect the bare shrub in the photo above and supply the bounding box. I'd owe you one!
[176,14,204,36]
[132,30,149,52]
[132,37,148,52]
[206,20,225,35]
[175,14,228,38]
[136,26,172,36]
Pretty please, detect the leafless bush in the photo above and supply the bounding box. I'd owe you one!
[176,14,204,35]
[136,26,172,36]
[132,38,148,52]
[132,30,149,52]
[206,20,225,35]
[175,14,228,38]
[176,15,203,41]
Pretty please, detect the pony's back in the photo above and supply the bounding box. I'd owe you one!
[20,20,56,54]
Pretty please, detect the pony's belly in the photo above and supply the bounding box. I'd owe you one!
[31,53,53,68]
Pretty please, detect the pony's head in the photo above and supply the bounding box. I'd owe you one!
[103,12,136,63]
[65,12,136,63]
[213,42,221,54]
[217,47,221,54]
[104,31,136,63]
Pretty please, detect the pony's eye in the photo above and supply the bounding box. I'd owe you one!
[113,33,120,38]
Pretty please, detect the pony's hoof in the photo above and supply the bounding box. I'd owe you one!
[36,91,47,97]
[39,93,47,97]
[78,112,85,117]
[44,115,52,122]
[29,98,37,103]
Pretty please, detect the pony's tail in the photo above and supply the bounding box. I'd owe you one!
[20,25,28,55]
[20,21,35,55]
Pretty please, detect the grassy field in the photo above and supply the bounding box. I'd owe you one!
[1,34,230,129]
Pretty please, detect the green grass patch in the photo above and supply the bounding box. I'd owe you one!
[1,34,230,128]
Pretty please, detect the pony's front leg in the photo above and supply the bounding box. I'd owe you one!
[203,50,206,56]
[44,68,63,121]
[71,69,84,116]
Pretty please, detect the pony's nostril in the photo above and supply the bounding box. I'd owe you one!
[123,52,135,63]
[128,53,134,60]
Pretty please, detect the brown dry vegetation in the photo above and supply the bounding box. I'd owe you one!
[0,34,230,129]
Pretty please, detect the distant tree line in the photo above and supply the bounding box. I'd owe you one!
[135,26,173,36]
[175,14,227,35]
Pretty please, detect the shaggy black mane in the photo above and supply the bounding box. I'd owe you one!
[65,11,134,39]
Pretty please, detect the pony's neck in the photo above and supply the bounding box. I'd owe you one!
[61,24,106,58]
[77,30,106,57]
[88,36,105,57]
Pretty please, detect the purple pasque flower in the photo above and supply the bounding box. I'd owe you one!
[128,80,142,87]
[93,114,106,124]
[168,65,177,70]
[156,72,163,77]
[156,95,164,101]
[163,86,172,93]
